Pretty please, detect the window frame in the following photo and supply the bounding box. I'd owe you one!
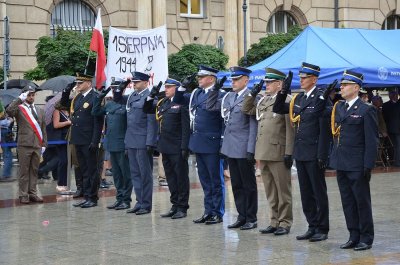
[267,11,298,34]
[50,0,96,37]
[179,0,204,18]
[382,14,400,30]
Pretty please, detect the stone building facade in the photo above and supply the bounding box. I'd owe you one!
[0,0,400,79]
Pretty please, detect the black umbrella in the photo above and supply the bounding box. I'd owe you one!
[0,79,39,90]
[39,75,76,92]
[0,88,21,106]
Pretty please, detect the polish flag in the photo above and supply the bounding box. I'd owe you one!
[90,8,106,89]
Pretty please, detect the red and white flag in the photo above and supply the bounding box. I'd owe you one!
[90,8,106,89]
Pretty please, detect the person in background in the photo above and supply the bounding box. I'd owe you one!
[6,85,47,203]
[52,101,71,192]
[382,89,400,166]
[0,110,15,182]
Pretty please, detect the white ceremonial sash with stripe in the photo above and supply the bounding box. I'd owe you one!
[18,104,43,144]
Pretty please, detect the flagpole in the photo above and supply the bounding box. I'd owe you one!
[84,50,91,75]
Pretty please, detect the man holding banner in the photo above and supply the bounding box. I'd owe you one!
[6,85,47,204]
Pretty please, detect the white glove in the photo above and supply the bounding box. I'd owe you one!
[41,147,46,155]
[19,91,29,101]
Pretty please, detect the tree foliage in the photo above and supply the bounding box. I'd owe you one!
[24,28,109,80]
[238,26,302,66]
[0,67,4,83]
[168,44,229,81]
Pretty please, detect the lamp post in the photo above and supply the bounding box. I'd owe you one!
[242,0,248,66]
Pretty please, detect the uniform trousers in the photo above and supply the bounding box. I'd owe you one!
[389,133,400,166]
[75,144,100,202]
[127,148,153,211]
[336,170,374,244]
[17,146,41,198]
[296,160,329,233]
[260,160,292,229]
[196,153,225,217]
[162,153,189,212]
[227,158,257,222]
[110,151,133,204]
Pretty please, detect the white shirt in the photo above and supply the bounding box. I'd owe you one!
[24,103,37,116]
[204,85,214,94]
[305,86,316,98]
[236,87,247,98]
[346,96,359,110]
[82,88,92,98]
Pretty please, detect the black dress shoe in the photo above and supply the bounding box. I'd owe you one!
[126,207,140,214]
[171,211,187,219]
[274,227,290,236]
[259,226,277,234]
[309,233,328,242]
[193,214,212,224]
[114,202,130,210]
[240,221,257,230]
[227,220,246,229]
[340,240,358,249]
[205,215,223,225]
[73,200,87,207]
[107,201,121,209]
[160,209,177,218]
[80,201,97,208]
[135,209,151,215]
[72,191,83,198]
[296,229,316,240]
[354,242,372,251]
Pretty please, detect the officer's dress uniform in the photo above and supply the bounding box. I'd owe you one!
[291,86,331,234]
[330,71,378,249]
[174,66,225,222]
[125,87,158,212]
[242,68,295,233]
[219,86,258,226]
[61,81,103,205]
[92,94,133,207]
[143,84,190,215]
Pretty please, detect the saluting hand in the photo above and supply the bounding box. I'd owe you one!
[323,79,338,99]
[281,71,293,95]
[214,76,227,91]
[250,80,264,97]
[99,86,112,99]
[181,73,197,89]
[149,81,163,98]
[64,81,76,93]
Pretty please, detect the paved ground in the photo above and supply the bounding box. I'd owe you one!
[0,157,399,265]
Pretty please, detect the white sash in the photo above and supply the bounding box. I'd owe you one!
[18,104,43,144]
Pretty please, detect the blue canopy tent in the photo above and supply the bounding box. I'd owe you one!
[218,26,400,89]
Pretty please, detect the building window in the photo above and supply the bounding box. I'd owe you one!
[180,0,204,18]
[50,0,96,37]
[267,11,298,33]
[382,14,400,29]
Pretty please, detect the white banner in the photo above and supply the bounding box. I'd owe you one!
[106,25,168,90]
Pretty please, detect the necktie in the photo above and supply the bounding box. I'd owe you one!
[234,93,238,101]
[29,105,39,121]
[345,103,349,111]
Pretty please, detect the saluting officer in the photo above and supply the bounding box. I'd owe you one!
[125,71,158,215]
[174,65,226,225]
[92,78,133,210]
[216,66,258,230]
[143,78,191,219]
[242,68,295,236]
[61,73,104,208]
[330,70,378,251]
[288,63,332,242]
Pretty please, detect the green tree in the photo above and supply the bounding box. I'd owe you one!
[238,26,302,66]
[168,44,229,81]
[24,28,109,80]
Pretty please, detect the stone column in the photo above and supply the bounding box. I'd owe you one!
[137,0,152,30]
[152,0,166,27]
[238,0,251,63]
[396,0,400,15]
[225,0,238,67]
